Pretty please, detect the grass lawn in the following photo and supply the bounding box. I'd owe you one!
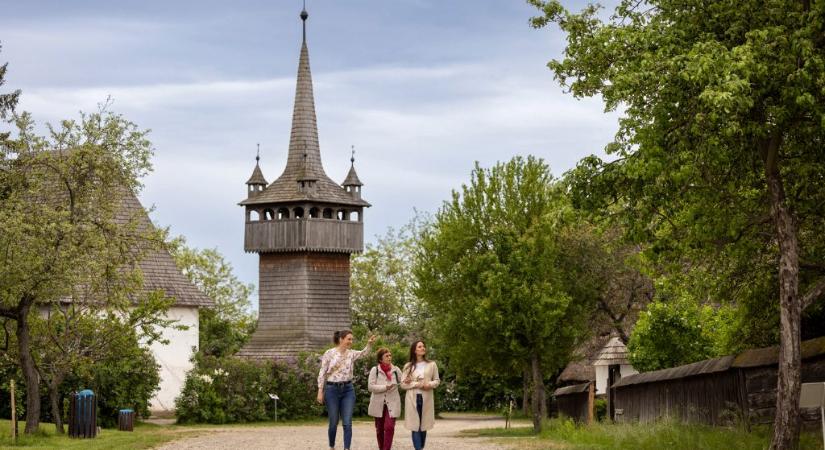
[0,420,201,449]
[465,418,825,450]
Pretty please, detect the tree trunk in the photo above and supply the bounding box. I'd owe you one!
[530,353,546,433]
[522,368,531,416]
[48,377,64,434]
[764,138,802,450]
[16,304,41,434]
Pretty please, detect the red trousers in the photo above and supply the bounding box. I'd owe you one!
[374,404,396,450]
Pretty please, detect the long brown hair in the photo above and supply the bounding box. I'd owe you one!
[403,340,428,376]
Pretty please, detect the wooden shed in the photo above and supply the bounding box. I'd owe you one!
[612,336,825,427]
[553,382,594,423]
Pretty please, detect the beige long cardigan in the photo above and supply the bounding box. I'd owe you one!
[367,364,403,418]
[400,361,440,431]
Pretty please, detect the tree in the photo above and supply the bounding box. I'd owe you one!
[585,227,653,343]
[0,42,21,141]
[351,215,429,341]
[170,238,255,357]
[627,293,733,372]
[414,156,600,432]
[0,106,153,433]
[32,291,173,433]
[530,1,825,446]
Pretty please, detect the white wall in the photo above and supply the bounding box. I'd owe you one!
[595,364,639,394]
[620,364,638,379]
[595,365,608,395]
[148,306,199,413]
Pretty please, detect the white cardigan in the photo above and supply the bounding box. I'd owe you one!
[367,364,403,418]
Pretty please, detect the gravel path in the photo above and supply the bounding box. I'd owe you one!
[154,414,519,450]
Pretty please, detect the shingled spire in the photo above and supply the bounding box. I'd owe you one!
[239,6,369,208]
[285,6,325,180]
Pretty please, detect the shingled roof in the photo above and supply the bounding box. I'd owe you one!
[120,191,214,308]
[343,162,363,187]
[240,14,369,208]
[592,336,631,366]
[246,161,267,186]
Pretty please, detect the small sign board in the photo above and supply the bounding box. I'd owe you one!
[799,382,824,450]
[800,382,824,409]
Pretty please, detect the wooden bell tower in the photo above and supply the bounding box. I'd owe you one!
[237,6,370,358]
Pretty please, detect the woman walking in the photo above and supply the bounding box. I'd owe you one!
[317,330,376,450]
[368,348,403,450]
[400,341,440,450]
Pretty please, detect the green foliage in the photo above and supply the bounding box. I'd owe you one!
[68,333,161,428]
[627,294,734,372]
[175,354,323,424]
[169,238,255,357]
[0,42,21,142]
[417,157,593,375]
[1,104,156,432]
[529,1,825,442]
[528,0,825,332]
[415,156,607,430]
[594,398,607,422]
[350,215,429,342]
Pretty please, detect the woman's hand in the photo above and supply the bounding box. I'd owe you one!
[316,389,324,405]
[367,335,377,345]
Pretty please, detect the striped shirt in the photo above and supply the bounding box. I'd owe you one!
[317,344,372,389]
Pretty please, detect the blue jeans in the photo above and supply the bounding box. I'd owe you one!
[325,382,355,449]
[411,393,427,449]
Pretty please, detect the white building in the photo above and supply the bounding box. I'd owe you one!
[44,190,213,414]
[122,191,214,413]
[592,336,638,395]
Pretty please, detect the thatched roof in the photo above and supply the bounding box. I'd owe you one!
[557,335,611,384]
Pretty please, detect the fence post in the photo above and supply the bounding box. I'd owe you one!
[587,381,595,425]
[10,379,17,442]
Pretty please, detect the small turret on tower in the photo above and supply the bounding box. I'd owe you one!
[245,144,268,200]
[342,146,363,200]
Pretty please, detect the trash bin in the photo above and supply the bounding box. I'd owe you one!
[68,389,97,439]
[118,409,135,431]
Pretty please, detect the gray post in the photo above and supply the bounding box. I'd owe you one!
[269,393,280,422]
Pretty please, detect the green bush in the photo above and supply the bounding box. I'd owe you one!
[594,398,607,422]
[63,337,161,428]
[175,354,323,424]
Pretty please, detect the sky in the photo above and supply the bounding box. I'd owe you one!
[2,0,620,304]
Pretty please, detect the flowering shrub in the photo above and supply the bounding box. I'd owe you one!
[175,353,323,424]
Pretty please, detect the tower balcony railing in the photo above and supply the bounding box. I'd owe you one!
[244,218,363,253]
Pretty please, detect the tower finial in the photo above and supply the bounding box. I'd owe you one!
[300,1,308,42]
[256,143,260,162]
[350,145,355,164]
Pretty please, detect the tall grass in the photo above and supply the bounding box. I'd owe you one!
[470,417,824,450]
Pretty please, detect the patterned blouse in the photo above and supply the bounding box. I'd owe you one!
[317,344,372,389]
